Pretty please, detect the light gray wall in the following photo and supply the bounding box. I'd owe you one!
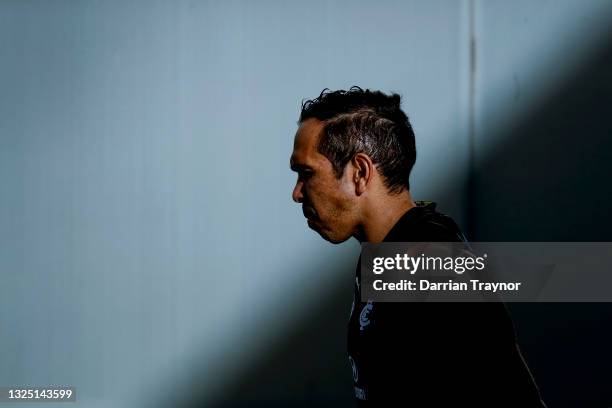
[0,2,469,407]
[2,1,611,407]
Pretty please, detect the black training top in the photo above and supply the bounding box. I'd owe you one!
[346,202,546,406]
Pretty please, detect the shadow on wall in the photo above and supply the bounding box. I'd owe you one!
[169,255,357,408]
[167,31,612,408]
[470,30,612,408]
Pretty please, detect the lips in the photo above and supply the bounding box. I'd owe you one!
[302,205,318,220]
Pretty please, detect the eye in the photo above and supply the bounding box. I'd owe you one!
[299,170,313,181]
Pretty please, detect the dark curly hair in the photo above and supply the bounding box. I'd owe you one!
[299,87,416,193]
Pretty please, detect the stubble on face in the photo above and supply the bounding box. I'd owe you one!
[291,119,359,243]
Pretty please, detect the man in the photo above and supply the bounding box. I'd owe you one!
[290,87,546,406]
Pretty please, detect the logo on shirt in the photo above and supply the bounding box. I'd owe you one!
[359,300,374,331]
[348,355,359,382]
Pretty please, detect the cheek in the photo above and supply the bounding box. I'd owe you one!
[324,189,356,221]
[308,173,355,216]
[334,177,358,209]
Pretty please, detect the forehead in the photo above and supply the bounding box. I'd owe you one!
[290,118,327,167]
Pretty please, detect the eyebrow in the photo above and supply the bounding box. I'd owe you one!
[289,161,312,172]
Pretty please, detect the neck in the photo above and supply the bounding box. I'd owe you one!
[355,190,416,243]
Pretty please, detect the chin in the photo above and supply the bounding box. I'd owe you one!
[318,229,350,244]
[308,219,351,244]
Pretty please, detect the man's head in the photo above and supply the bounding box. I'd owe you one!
[290,87,417,243]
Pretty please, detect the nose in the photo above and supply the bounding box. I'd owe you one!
[292,180,304,203]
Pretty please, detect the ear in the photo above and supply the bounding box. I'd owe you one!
[351,153,375,195]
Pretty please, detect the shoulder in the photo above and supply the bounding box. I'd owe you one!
[412,202,467,242]
[384,201,468,242]
[418,212,466,242]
